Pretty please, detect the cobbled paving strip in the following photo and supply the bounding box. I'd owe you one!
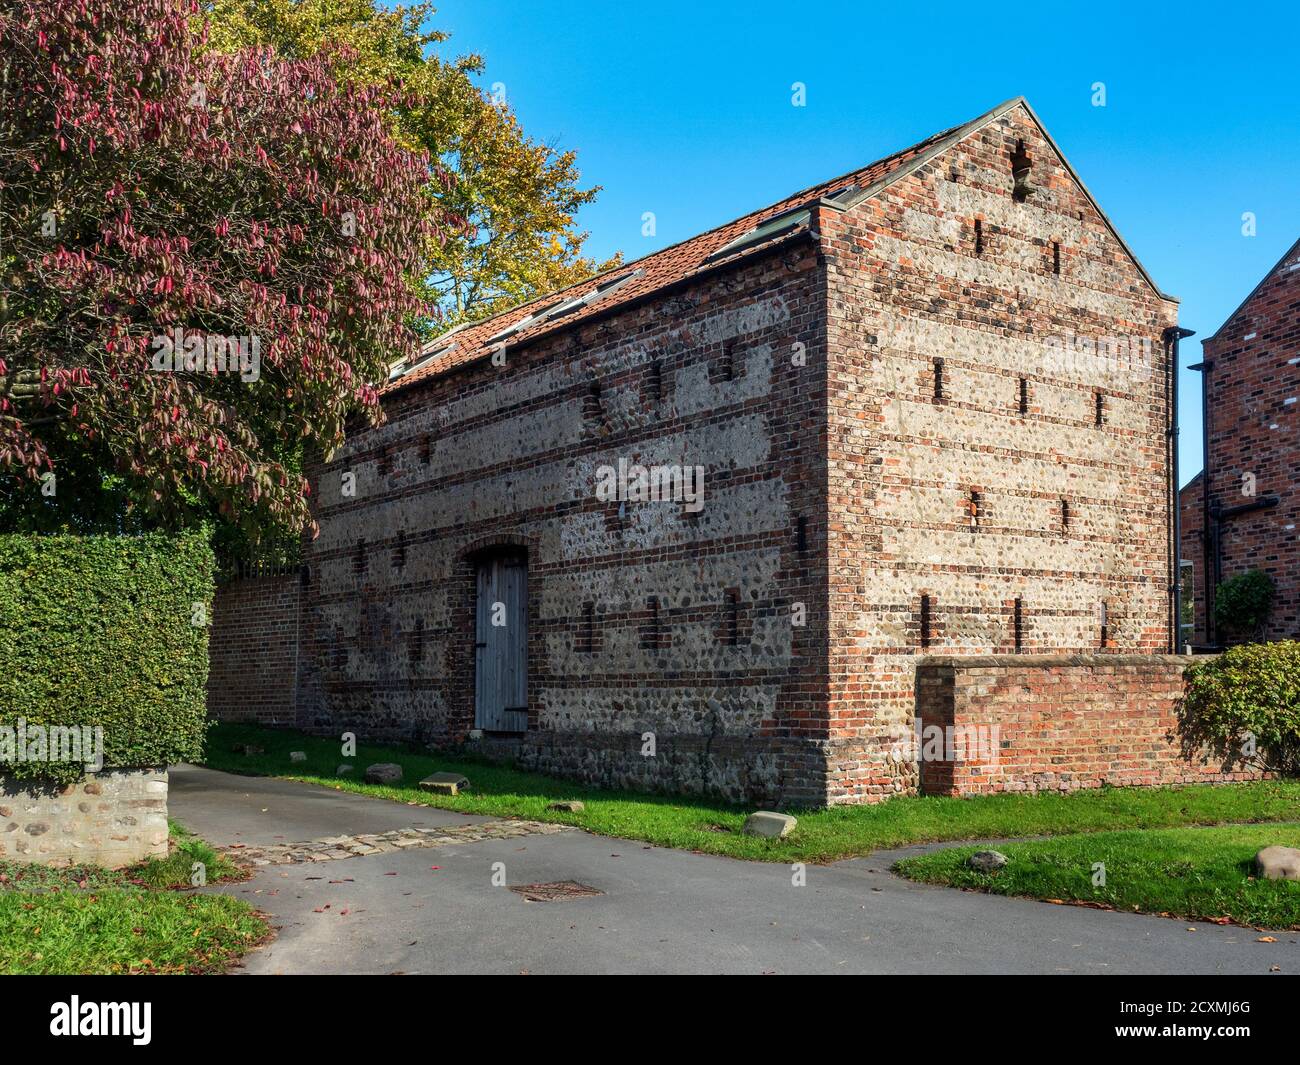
[222,820,574,867]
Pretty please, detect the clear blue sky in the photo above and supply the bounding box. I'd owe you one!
[429,0,1299,486]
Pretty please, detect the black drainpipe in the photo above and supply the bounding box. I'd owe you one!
[1189,352,1213,644]
[1165,326,1195,653]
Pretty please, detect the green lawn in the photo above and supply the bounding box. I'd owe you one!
[0,822,266,974]
[205,722,1300,864]
[895,825,1300,930]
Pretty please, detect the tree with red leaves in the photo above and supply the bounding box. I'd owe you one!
[0,0,459,539]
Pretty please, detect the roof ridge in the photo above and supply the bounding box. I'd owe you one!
[393,95,1175,392]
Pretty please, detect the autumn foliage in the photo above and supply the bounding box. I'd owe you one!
[0,0,460,535]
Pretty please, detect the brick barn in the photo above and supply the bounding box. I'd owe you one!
[1181,236,1300,644]
[212,97,1234,805]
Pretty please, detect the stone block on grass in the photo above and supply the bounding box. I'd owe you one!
[419,772,469,795]
[742,811,797,838]
[364,763,404,785]
[967,850,1008,873]
[1255,846,1300,881]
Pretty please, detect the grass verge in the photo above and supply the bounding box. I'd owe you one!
[895,825,1300,929]
[205,722,1300,864]
[0,821,265,974]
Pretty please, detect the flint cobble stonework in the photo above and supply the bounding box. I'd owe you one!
[915,656,1259,795]
[211,99,1202,806]
[296,245,830,806]
[819,106,1178,801]
[0,769,169,869]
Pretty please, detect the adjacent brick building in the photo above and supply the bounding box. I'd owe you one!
[212,97,1207,804]
[1181,237,1300,644]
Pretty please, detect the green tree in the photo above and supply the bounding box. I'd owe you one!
[204,0,622,329]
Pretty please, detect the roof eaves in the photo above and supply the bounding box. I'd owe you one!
[397,228,819,391]
[393,102,1018,388]
[389,96,1177,395]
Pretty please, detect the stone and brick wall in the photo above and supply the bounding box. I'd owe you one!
[1185,238,1300,643]
[294,243,832,807]
[0,769,169,869]
[210,100,1185,808]
[208,574,301,726]
[819,103,1179,802]
[915,656,1258,795]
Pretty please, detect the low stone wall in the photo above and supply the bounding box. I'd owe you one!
[0,768,169,869]
[915,655,1260,796]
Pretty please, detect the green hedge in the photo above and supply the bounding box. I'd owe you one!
[0,533,214,785]
[1179,641,1300,776]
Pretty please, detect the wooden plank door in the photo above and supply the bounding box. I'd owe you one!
[474,552,528,732]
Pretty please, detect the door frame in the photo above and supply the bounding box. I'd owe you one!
[472,545,529,734]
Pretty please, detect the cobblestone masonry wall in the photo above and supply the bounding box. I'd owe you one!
[0,769,169,868]
[820,102,1179,802]
[914,656,1260,795]
[295,244,832,806]
[208,574,301,725]
[212,101,1182,807]
[1185,239,1300,642]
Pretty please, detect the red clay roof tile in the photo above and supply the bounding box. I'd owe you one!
[385,113,973,393]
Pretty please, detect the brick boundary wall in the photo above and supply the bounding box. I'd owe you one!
[0,768,169,868]
[915,655,1262,796]
[208,575,301,726]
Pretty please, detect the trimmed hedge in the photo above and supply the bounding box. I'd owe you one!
[0,533,214,785]
[1179,641,1300,776]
